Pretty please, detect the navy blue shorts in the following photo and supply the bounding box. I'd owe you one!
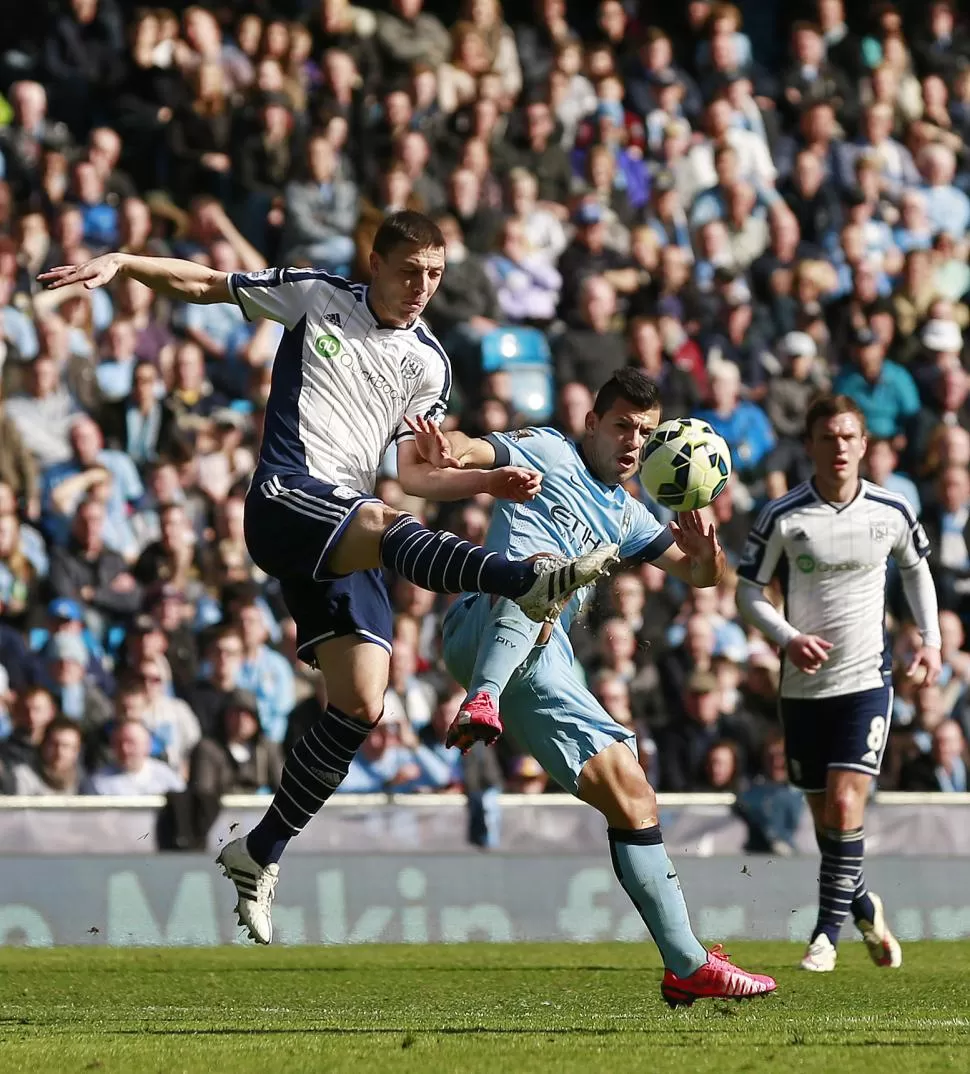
[779,685,893,792]
[244,474,392,664]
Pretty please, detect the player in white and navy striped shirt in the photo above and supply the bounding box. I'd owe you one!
[738,394,941,974]
[40,212,618,944]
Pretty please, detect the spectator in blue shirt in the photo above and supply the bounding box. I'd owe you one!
[865,437,922,516]
[233,596,296,745]
[40,415,143,555]
[832,326,922,442]
[338,715,425,794]
[694,359,776,483]
[918,143,970,240]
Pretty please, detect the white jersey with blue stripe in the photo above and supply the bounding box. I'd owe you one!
[227,268,451,494]
[738,479,931,699]
[485,427,674,633]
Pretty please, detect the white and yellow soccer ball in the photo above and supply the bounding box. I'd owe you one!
[639,418,732,511]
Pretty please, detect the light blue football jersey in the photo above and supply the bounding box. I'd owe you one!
[484,427,674,632]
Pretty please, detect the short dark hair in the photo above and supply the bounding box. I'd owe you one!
[42,715,82,744]
[592,368,662,417]
[372,211,445,258]
[804,393,867,439]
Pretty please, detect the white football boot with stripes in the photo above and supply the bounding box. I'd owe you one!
[856,892,903,968]
[216,836,279,945]
[515,543,620,623]
[799,934,838,972]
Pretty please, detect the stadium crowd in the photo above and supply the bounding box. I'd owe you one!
[1,0,970,849]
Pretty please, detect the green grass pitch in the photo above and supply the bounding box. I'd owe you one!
[2,942,968,1074]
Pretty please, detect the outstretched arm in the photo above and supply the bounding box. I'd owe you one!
[396,417,541,503]
[39,252,233,305]
[651,511,726,588]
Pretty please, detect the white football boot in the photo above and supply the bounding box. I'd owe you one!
[856,892,903,968]
[216,836,279,944]
[799,934,838,972]
[515,544,620,623]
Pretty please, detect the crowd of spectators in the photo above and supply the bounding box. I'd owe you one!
[1,0,970,849]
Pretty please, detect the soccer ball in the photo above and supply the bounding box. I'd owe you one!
[639,418,732,511]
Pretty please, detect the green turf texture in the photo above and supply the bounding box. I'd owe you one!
[1,942,968,1074]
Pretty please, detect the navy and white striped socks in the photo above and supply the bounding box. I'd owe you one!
[813,826,866,946]
[246,705,371,866]
[380,515,535,598]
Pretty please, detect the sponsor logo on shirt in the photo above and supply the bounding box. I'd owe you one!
[795,554,876,574]
[313,332,341,359]
[550,504,599,551]
[324,313,342,327]
[789,527,809,542]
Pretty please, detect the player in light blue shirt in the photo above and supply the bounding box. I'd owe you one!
[410,369,776,1006]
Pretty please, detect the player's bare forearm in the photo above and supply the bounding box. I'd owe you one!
[396,461,492,501]
[443,431,497,469]
[120,254,232,303]
[40,252,232,304]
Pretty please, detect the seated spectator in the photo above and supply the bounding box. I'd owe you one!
[280,133,358,272]
[900,719,968,792]
[384,637,436,732]
[657,668,755,791]
[921,464,970,611]
[82,718,186,795]
[376,0,451,81]
[423,213,500,401]
[101,361,181,467]
[9,716,84,796]
[506,753,549,794]
[734,733,804,854]
[134,502,205,599]
[627,316,699,419]
[698,739,740,792]
[763,331,827,442]
[3,354,79,470]
[136,655,202,778]
[44,630,112,736]
[556,200,638,318]
[694,360,776,484]
[0,81,72,203]
[413,688,464,791]
[185,626,247,738]
[40,414,143,555]
[832,326,921,444]
[485,217,562,326]
[0,686,57,773]
[232,594,295,744]
[189,688,283,797]
[864,438,921,517]
[95,318,139,404]
[338,712,424,793]
[552,276,627,392]
[49,497,141,641]
[917,143,970,240]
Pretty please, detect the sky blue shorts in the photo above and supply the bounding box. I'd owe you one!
[441,594,637,794]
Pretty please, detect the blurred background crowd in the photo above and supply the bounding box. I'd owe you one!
[1,0,970,852]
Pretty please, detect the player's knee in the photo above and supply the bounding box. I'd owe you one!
[355,501,403,536]
[335,696,385,727]
[611,770,657,829]
[827,786,864,830]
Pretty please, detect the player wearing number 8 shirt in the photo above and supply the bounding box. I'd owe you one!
[737,395,942,974]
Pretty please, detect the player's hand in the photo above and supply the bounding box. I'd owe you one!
[38,253,124,291]
[907,645,942,686]
[671,510,721,563]
[486,466,542,502]
[786,634,834,674]
[404,415,462,469]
